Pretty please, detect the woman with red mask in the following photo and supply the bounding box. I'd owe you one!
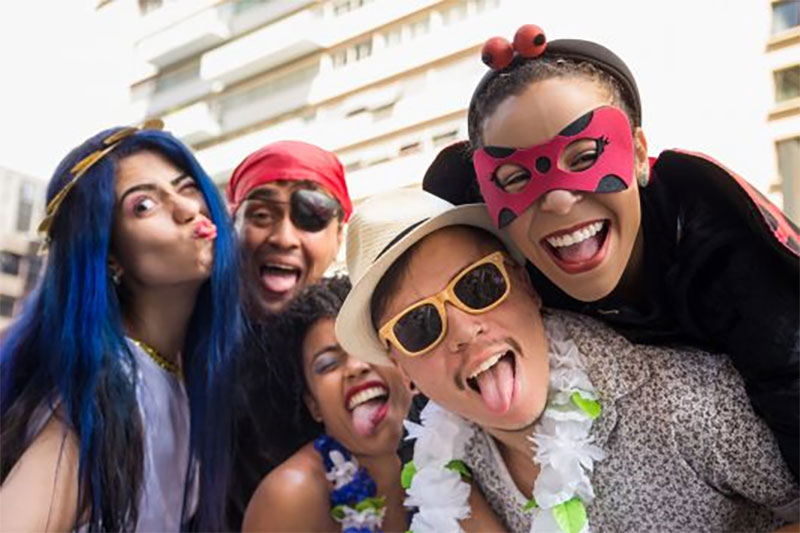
[423,24,799,479]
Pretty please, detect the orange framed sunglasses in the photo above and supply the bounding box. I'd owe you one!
[378,251,512,357]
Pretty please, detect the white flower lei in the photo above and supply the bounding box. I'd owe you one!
[404,315,605,533]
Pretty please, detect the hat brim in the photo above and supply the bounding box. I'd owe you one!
[335,203,522,366]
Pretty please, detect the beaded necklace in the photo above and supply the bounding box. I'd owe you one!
[314,434,386,532]
[130,338,181,378]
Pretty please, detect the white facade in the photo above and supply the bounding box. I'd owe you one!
[0,167,46,329]
[117,0,792,212]
[766,0,800,221]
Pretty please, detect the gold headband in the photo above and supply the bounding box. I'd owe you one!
[37,119,164,245]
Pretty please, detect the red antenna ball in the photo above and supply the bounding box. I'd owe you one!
[481,36,514,70]
[513,24,547,58]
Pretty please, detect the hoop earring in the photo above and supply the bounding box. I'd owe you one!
[637,170,650,188]
[109,266,122,286]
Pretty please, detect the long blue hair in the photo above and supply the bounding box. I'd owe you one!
[0,127,241,531]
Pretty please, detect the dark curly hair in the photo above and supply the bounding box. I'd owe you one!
[467,57,635,150]
[228,276,351,528]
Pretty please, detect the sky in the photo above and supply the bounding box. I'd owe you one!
[0,0,134,180]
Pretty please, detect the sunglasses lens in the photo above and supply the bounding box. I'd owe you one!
[454,262,507,310]
[290,189,339,232]
[393,303,442,354]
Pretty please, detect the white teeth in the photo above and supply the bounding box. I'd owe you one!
[546,221,605,248]
[347,386,388,410]
[469,352,506,380]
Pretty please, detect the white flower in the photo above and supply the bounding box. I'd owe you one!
[338,506,386,531]
[405,461,471,510]
[405,402,474,467]
[406,462,471,532]
[325,449,358,489]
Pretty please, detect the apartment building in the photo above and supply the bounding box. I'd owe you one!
[97,0,789,215]
[767,0,800,222]
[122,0,507,204]
[0,167,45,329]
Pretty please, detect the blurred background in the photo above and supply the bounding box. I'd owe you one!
[0,0,798,328]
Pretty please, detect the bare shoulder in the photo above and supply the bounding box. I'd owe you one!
[0,412,81,532]
[242,442,333,532]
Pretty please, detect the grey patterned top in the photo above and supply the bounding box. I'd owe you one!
[464,310,799,532]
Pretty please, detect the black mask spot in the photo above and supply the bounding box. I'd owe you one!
[595,175,627,193]
[596,136,609,156]
[498,208,517,228]
[534,34,545,46]
[535,157,551,173]
[559,111,594,136]
[484,146,517,158]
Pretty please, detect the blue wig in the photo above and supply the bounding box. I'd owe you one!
[0,127,241,531]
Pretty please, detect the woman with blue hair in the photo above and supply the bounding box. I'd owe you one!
[0,121,242,531]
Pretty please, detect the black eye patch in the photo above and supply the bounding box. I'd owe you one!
[559,110,594,137]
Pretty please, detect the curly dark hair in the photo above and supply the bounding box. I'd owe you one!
[467,57,635,150]
[228,276,351,528]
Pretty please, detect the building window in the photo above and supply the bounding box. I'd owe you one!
[385,28,402,47]
[408,17,430,39]
[776,137,799,222]
[372,103,394,122]
[232,0,272,15]
[333,0,372,16]
[399,141,422,157]
[0,295,14,317]
[332,39,373,69]
[15,181,35,233]
[442,3,468,25]
[772,0,800,34]
[468,0,500,14]
[0,252,21,276]
[138,0,163,15]
[355,41,372,60]
[433,129,459,148]
[154,60,200,93]
[774,65,800,103]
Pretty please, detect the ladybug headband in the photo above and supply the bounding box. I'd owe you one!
[473,25,642,127]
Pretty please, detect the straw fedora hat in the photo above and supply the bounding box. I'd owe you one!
[335,188,520,366]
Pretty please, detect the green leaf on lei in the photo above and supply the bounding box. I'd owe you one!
[445,459,473,480]
[552,497,587,533]
[331,504,346,520]
[354,496,385,512]
[401,461,416,489]
[570,391,601,419]
[522,498,538,511]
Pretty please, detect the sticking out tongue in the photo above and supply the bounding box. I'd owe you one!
[261,269,299,294]
[552,232,602,264]
[352,399,388,437]
[476,355,515,413]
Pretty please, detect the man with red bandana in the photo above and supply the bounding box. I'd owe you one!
[226,140,352,319]
[226,140,352,528]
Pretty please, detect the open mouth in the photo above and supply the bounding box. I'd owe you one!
[466,350,516,414]
[259,263,301,295]
[541,219,611,274]
[346,382,390,437]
